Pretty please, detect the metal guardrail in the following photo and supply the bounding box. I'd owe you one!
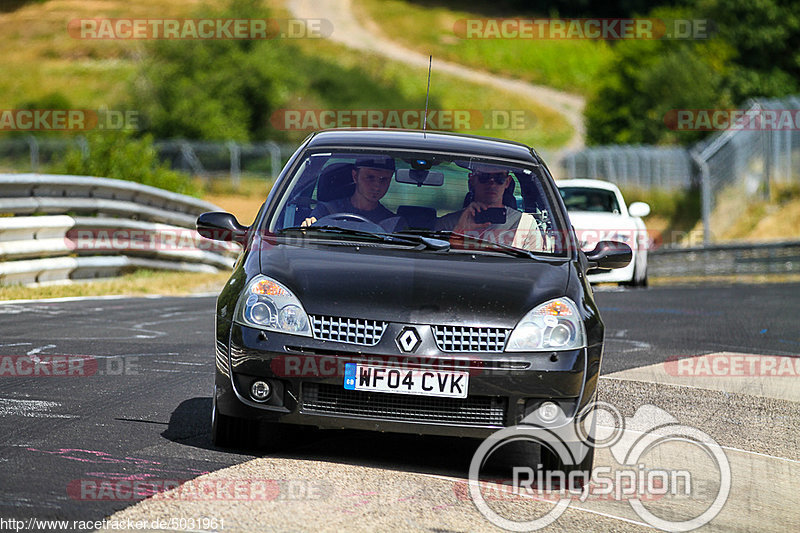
[649,241,800,277]
[0,174,239,285]
[5,171,792,284]
[0,137,293,186]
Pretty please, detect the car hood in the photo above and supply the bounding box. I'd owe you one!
[567,211,636,230]
[258,242,570,327]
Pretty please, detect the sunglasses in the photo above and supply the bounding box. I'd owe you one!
[475,173,508,185]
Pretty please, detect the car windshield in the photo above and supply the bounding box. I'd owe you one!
[265,149,567,257]
[559,187,621,214]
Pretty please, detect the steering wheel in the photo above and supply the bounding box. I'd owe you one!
[313,213,385,233]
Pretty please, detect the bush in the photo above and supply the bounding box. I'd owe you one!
[58,131,200,197]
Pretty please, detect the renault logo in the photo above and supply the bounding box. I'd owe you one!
[396,327,421,352]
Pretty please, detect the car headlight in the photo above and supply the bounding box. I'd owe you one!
[506,298,586,351]
[233,275,311,336]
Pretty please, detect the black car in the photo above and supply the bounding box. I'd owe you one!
[197,129,630,476]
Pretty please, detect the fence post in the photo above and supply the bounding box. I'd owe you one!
[691,150,711,245]
[763,125,772,200]
[179,140,205,176]
[78,136,89,160]
[227,141,241,189]
[26,135,39,173]
[265,141,281,180]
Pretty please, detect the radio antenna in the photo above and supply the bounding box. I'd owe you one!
[423,55,432,135]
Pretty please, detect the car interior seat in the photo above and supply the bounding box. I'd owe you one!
[462,179,518,209]
[317,163,356,202]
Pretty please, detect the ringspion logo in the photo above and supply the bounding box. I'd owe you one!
[468,402,731,531]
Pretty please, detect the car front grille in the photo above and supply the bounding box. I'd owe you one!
[433,325,509,353]
[310,315,387,346]
[302,383,506,427]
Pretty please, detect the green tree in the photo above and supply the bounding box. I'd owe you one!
[700,0,800,102]
[133,0,430,143]
[586,36,732,145]
[585,0,800,145]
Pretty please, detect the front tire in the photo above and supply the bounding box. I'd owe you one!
[540,444,595,490]
[620,253,648,288]
[211,390,300,451]
[211,396,256,449]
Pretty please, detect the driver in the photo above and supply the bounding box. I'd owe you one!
[301,157,402,229]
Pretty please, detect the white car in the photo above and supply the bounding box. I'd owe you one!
[557,179,650,287]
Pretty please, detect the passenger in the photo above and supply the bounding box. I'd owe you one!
[302,157,403,230]
[436,163,522,239]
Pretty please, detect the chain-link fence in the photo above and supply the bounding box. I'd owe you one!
[154,140,292,187]
[692,97,800,242]
[4,96,800,243]
[0,136,294,187]
[559,95,800,243]
[559,145,695,190]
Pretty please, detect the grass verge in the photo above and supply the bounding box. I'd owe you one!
[353,0,612,95]
[270,1,571,148]
[198,175,272,225]
[2,0,572,149]
[0,0,226,110]
[0,269,231,301]
[619,186,701,247]
[648,273,800,286]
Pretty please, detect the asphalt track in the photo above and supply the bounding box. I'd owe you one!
[0,283,798,531]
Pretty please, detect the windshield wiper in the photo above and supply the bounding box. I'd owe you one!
[279,226,450,251]
[396,229,535,258]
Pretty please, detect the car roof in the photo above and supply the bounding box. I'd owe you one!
[304,128,540,164]
[555,178,622,193]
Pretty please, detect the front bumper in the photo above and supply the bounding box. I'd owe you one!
[215,321,602,439]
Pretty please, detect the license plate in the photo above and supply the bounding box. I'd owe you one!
[344,363,468,399]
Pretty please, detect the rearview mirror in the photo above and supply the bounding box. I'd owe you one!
[395,169,445,186]
[628,201,651,218]
[585,240,632,271]
[196,212,248,244]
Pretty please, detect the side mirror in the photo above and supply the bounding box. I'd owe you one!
[628,201,651,218]
[585,240,632,271]
[196,211,248,244]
